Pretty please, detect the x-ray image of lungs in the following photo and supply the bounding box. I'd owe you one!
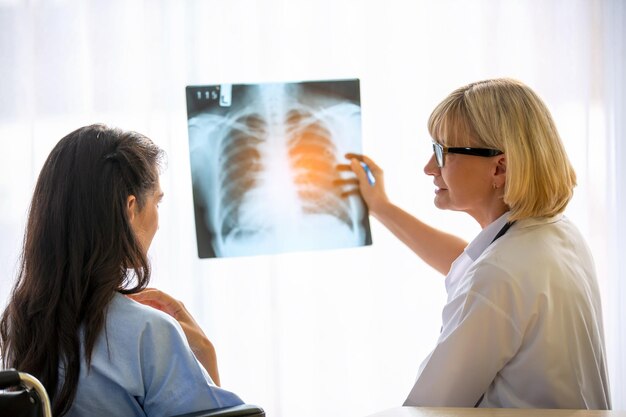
[186,79,372,258]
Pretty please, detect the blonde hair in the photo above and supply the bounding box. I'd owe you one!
[428,78,577,221]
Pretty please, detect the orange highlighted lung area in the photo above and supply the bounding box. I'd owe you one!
[285,109,352,227]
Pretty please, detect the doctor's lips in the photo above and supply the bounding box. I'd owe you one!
[433,183,447,193]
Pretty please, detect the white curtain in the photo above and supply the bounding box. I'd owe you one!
[603,0,626,410]
[0,0,623,415]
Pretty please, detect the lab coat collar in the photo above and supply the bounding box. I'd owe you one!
[465,212,511,261]
[464,213,565,262]
[515,213,564,229]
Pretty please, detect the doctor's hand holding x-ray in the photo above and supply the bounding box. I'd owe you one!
[337,78,611,410]
[339,153,468,276]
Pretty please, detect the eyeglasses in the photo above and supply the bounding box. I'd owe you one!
[432,141,503,168]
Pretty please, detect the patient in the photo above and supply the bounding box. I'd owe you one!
[0,124,243,417]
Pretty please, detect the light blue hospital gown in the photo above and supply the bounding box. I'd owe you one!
[65,293,243,417]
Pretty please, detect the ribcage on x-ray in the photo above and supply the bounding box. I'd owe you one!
[285,109,353,228]
[217,113,267,239]
[216,107,357,246]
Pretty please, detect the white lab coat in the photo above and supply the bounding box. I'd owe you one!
[404,213,611,409]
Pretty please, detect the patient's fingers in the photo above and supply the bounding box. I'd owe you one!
[128,288,183,319]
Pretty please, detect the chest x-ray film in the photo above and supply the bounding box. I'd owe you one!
[186,78,372,258]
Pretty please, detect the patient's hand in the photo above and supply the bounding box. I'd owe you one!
[128,288,221,386]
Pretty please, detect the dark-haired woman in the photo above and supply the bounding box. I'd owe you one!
[0,124,243,417]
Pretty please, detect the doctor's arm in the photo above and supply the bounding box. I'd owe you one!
[340,154,467,275]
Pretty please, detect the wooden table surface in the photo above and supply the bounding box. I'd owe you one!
[366,407,626,417]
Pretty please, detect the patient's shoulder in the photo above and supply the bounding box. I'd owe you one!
[107,292,182,336]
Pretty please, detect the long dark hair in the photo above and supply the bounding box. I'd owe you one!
[0,124,164,416]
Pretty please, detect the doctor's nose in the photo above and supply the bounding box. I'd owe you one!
[424,153,439,176]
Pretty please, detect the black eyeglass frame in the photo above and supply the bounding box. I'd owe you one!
[432,141,503,168]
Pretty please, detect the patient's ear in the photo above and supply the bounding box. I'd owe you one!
[127,195,138,223]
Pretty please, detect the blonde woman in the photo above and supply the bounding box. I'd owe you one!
[343,79,610,409]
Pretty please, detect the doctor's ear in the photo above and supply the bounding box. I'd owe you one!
[492,156,507,190]
[495,155,507,175]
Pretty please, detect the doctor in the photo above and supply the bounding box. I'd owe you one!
[343,78,611,409]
